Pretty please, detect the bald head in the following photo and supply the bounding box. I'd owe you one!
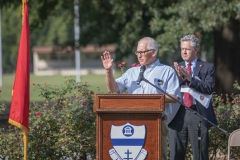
[136,37,158,66]
[138,37,158,54]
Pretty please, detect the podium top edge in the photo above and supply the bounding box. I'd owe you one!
[94,94,165,98]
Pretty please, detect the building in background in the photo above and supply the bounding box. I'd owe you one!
[32,44,116,76]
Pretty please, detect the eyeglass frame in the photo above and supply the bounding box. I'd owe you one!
[134,49,155,56]
[180,47,196,52]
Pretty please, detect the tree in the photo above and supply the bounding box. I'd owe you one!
[1,0,118,71]
[150,0,240,93]
[1,0,240,93]
[1,5,22,72]
[214,20,240,93]
[1,1,73,72]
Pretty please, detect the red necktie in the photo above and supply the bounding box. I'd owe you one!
[184,63,193,107]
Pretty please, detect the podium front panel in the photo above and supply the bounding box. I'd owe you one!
[94,94,165,160]
[96,113,162,160]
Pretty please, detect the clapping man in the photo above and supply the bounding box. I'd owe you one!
[170,34,218,160]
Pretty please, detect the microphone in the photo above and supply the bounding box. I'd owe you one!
[137,65,146,85]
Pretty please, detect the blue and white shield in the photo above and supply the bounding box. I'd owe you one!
[109,123,147,160]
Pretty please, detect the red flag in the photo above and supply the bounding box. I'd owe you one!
[9,1,30,133]
[8,1,30,159]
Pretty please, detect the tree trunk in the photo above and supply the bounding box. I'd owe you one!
[214,19,240,94]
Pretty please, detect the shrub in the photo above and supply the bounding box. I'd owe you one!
[0,77,96,160]
[208,80,240,159]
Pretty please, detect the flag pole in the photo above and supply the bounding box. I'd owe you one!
[0,9,2,87]
[23,130,28,160]
[22,1,29,159]
[74,0,81,82]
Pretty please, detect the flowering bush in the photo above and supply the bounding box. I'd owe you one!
[208,80,240,159]
[117,61,126,73]
[117,61,140,74]
[0,77,96,160]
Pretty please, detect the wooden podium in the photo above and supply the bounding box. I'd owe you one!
[93,94,165,160]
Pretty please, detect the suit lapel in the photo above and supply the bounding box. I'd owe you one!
[194,59,204,77]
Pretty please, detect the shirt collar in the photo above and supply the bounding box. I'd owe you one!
[185,58,198,67]
[146,59,160,69]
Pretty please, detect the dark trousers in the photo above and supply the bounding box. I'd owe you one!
[168,106,209,160]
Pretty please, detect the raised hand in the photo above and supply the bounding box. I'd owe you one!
[101,51,114,71]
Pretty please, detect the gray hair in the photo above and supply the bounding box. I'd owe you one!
[180,34,200,49]
[138,37,158,52]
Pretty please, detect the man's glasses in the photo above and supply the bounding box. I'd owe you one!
[135,49,154,56]
[181,48,193,52]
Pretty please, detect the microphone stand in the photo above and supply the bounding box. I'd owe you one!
[198,120,201,160]
[140,76,227,160]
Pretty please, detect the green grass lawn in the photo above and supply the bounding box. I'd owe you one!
[0,73,121,102]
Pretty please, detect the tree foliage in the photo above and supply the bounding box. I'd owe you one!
[151,0,237,53]
[1,5,22,72]
[150,0,240,93]
[1,0,240,92]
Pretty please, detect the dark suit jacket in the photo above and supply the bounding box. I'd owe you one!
[168,59,218,128]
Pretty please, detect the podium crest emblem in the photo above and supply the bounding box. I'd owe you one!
[109,123,147,160]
